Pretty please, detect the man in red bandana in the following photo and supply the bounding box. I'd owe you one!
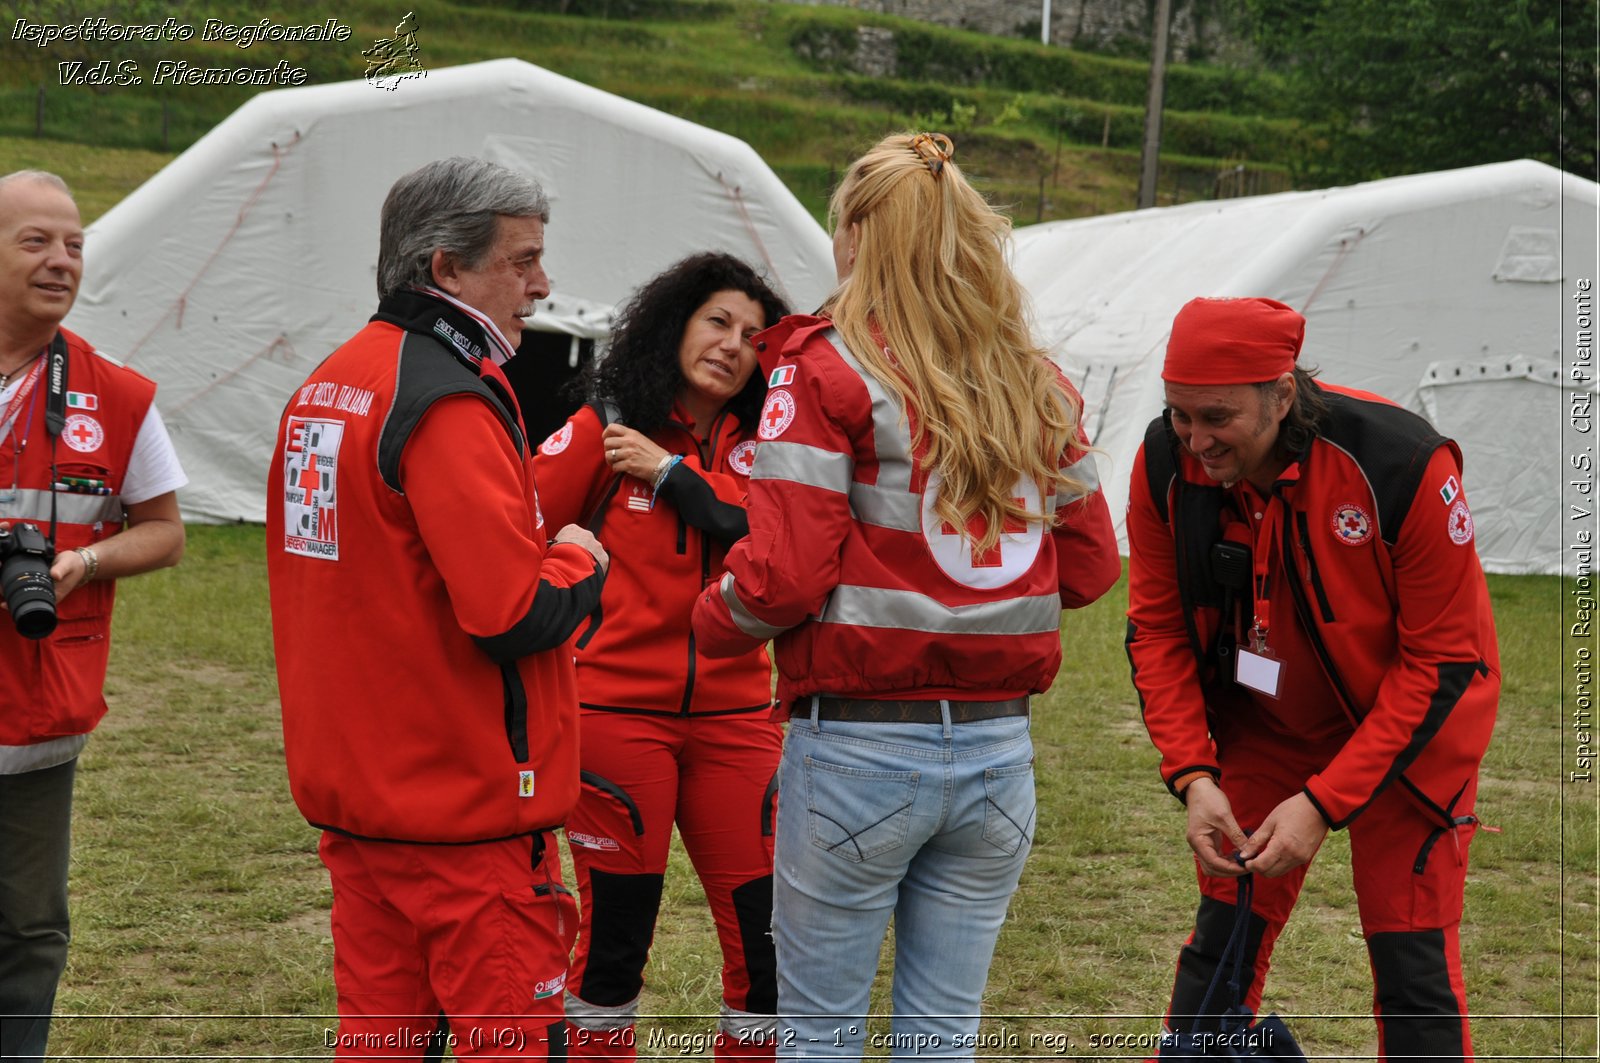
[1126,297,1498,1060]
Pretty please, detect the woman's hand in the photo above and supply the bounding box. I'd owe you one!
[602,424,672,482]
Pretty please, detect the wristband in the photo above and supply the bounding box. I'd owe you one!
[651,454,682,497]
[74,545,99,582]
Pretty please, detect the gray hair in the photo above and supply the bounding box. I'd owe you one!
[376,157,549,298]
[0,170,73,198]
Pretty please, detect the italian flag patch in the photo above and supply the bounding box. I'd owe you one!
[769,365,796,387]
[66,391,98,411]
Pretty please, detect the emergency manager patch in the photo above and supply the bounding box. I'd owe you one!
[282,417,344,560]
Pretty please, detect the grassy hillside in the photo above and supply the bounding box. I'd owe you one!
[0,0,1300,224]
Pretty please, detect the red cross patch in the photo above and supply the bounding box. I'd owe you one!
[1448,499,1474,545]
[728,440,758,476]
[538,422,573,456]
[1330,502,1372,546]
[62,414,104,454]
[758,389,796,440]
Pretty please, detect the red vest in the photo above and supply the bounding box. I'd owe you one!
[0,328,155,745]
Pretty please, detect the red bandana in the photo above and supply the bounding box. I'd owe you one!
[1162,297,1306,385]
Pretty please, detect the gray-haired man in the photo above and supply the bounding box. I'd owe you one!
[267,157,607,1058]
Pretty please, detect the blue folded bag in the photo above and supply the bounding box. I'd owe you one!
[1158,873,1308,1061]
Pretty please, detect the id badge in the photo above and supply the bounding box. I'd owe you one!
[1235,645,1283,698]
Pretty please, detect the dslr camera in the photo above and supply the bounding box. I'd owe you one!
[0,523,56,639]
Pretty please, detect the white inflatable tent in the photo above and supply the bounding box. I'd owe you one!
[1013,159,1597,575]
[65,58,834,523]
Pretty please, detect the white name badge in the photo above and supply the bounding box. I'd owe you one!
[1235,646,1283,698]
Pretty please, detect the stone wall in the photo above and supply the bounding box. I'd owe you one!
[786,0,1252,64]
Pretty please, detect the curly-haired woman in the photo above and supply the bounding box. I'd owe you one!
[533,252,790,1062]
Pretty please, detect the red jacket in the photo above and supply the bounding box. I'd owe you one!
[692,316,1120,705]
[533,402,772,716]
[1126,382,1500,830]
[0,327,155,746]
[267,293,604,843]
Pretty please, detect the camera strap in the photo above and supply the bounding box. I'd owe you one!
[43,332,69,548]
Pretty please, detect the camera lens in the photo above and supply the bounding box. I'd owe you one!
[5,564,56,638]
[0,524,57,639]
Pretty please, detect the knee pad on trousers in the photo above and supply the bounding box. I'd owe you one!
[577,871,665,1006]
[1168,895,1270,1036]
[730,875,777,1014]
[1368,929,1468,1062]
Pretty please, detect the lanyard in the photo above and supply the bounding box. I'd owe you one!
[1,359,47,460]
[1243,486,1283,653]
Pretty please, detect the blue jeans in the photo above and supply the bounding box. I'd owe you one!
[773,705,1035,1061]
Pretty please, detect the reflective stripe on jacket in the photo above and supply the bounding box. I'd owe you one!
[694,314,1120,705]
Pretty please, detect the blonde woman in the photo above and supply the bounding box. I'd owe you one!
[693,133,1120,1059]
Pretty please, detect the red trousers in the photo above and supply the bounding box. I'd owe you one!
[1164,719,1477,1061]
[564,710,783,1062]
[320,831,577,1060]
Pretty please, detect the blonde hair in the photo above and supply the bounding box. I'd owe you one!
[824,133,1088,554]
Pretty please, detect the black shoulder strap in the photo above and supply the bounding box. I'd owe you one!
[377,331,525,493]
[581,399,625,535]
[572,398,626,651]
[1142,411,1225,666]
[1316,388,1448,546]
[1143,414,1175,523]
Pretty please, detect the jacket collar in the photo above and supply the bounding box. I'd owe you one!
[372,287,518,371]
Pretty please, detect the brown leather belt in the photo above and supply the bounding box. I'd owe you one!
[797,696,1029,724]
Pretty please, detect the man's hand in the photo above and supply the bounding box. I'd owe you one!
[48,546,91,603]
[1240,792,1328,877]
[1184,777,1250,877]
[553,524,609,574]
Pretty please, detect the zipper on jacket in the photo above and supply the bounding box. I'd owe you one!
[668,411,729,716]
[500,662,531,763]
[1294,511,1337,623]
[1279,513,1361,724]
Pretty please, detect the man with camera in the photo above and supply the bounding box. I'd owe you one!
[0,170,186,1062]
[1126,297,1498,1060]
[267,156,608,1059]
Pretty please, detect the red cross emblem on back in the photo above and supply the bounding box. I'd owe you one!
[941,499,1026,568]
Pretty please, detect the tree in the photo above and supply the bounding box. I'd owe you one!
[1268,0,1595,182]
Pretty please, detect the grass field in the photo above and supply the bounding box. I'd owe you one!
[35,525,1596,1060]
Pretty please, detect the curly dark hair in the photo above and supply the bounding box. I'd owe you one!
[578,252,791,434]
